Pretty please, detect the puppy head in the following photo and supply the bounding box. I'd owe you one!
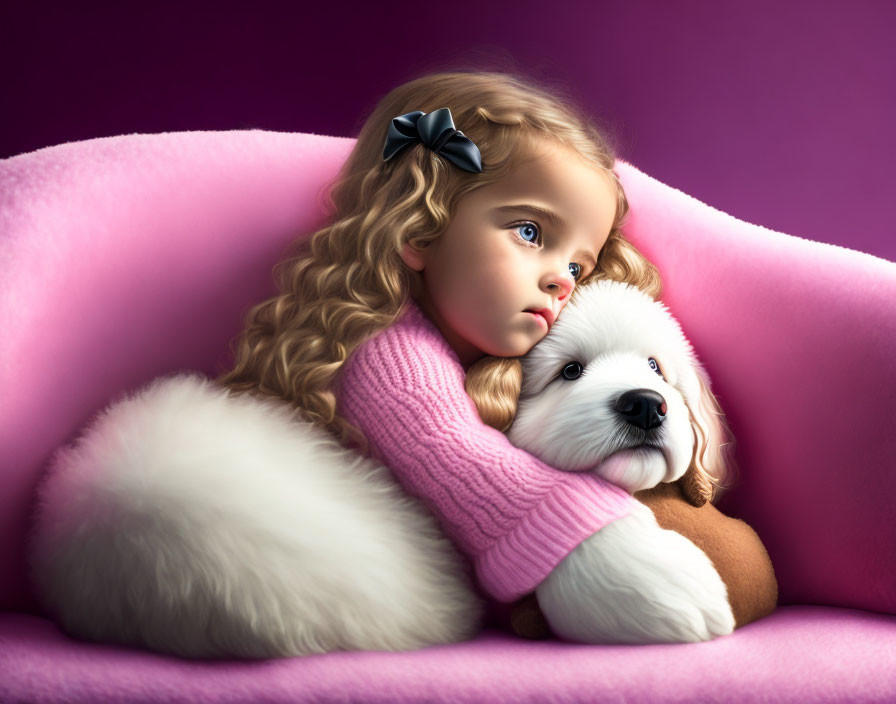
[465,280,737,505]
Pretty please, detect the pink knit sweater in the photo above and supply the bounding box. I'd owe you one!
[334,298,640,602]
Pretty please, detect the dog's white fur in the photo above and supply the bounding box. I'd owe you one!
[27,374,486,658]
[28,279,733,657]
[510,280,736,643]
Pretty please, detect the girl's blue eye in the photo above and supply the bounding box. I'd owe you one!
[517,222,539,243]
[513,222,586,281]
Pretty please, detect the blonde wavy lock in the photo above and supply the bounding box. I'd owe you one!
[217,70,708,472]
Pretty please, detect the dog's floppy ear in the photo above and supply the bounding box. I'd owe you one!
[680,363,738,506]
[678,466,713,507]
[464,357,523,432]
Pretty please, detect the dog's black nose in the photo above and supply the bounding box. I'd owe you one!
[615,389,667,431]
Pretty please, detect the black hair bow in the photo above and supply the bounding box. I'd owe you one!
[382,107,483,173]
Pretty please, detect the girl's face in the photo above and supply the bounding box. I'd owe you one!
[401,139,618,369]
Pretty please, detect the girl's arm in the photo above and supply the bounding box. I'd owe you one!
[335,300,641,603]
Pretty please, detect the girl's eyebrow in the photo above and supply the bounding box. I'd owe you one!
[495,203,568,230]
[494,203,598,267]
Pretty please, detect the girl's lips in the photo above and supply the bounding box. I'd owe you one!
[525,310,547,328]
[525,308,554,329]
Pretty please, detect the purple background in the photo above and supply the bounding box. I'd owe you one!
[3,0,894,261]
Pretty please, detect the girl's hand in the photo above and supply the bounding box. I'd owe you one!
[535,503,735,644]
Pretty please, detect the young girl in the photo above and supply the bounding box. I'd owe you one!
[216,70,734,644]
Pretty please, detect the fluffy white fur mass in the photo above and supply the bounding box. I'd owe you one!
[28,279,735,657]
[27,374,486,658]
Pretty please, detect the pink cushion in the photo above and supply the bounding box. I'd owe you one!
[618,168,896,615]
[1,131,354,610]
[2,608,895,702]
[1,129,894,625]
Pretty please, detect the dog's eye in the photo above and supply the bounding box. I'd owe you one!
[561,362,584,380]
[648,357,664,378]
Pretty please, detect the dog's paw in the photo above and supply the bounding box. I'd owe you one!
[536,504,735,644]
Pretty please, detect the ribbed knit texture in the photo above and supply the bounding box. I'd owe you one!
[334,299,640,602]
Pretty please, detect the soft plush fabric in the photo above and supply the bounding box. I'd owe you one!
[1,129,895,701]
[336,297,638,603]
[2,608,895,703]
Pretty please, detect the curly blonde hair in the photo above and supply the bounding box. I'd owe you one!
[215,69,663,457]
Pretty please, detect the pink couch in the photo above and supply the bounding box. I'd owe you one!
[2,130,895,702]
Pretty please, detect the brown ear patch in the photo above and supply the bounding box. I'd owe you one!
[679,465,712,507]
[634,481,778,629]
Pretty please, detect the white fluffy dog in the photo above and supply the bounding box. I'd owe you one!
[28,279,735,658]
[507,280,737,644]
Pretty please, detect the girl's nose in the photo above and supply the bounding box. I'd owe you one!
[541,270,575,302]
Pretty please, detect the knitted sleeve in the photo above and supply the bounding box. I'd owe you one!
[334,300,640,602]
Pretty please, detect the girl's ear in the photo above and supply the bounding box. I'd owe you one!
[400,242,427,272]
